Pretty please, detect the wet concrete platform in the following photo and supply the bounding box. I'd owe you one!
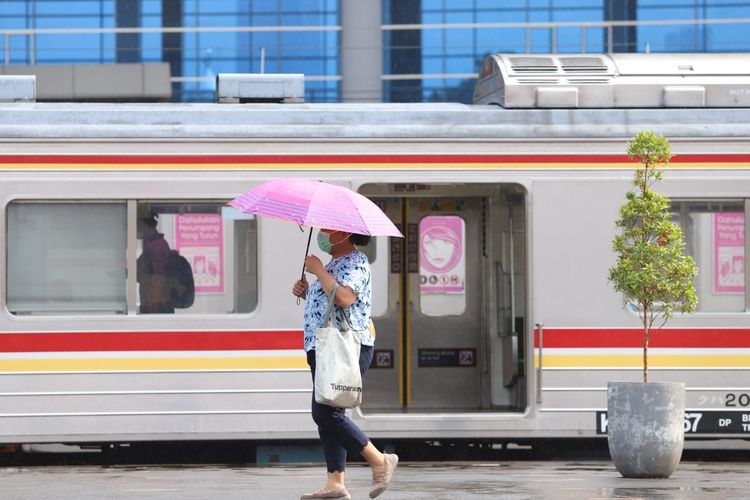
[2,460,750,499]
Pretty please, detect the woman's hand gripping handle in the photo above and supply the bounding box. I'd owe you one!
[292,274,309,304]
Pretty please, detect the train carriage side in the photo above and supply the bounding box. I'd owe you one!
[1,55,750,450]
[476,52,750,445]
[530,155,750,442]
[0,142,544,444]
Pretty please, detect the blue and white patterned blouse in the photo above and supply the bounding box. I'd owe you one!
[303,250,373,352]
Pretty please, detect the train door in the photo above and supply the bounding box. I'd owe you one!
[361,184,526,412]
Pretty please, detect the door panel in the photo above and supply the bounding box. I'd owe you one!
[409,199,483,409]
[361,198,403,409]
[361,185,527,413]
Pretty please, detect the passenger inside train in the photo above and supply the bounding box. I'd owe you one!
[137,212,175,314]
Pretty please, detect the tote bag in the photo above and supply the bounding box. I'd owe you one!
[314,283,363,408]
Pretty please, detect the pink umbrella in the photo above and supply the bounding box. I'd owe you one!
[229,178,402,237]
[228,178,403,294]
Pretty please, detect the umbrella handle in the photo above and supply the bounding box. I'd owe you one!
[297,227,314,306]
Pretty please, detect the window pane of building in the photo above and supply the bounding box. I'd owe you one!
[3,0,750,103]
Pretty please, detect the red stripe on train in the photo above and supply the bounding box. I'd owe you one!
[1,154,749,164]
[533,328,750,348]
[0,330,303,353]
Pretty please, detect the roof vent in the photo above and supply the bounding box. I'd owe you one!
[216,73,304,103]
[508,57,557,73]
[0,75,36,102]
[559,57,608,73]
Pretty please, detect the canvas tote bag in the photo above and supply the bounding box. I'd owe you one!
[314,282,363,408]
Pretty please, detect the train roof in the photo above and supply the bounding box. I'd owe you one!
[1,102,750,140]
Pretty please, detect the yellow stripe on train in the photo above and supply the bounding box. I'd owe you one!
[534,354,750,368]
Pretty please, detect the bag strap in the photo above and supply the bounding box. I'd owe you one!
[336,304,352,331]
[323,282,340,327]
[323,281,353,331]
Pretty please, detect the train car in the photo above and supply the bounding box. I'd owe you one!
[1,53,750,452]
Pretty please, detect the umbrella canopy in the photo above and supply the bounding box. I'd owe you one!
[228,178,403,237]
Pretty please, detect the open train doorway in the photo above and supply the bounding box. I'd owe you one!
[359,183,527,413]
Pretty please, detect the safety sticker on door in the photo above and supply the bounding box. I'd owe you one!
[419,216,465,294]
[371,350,394,369]
[418,348,476,367]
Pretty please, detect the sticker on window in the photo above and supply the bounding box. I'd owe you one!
[714,212,744,294]
[419,215,465,295]
[175,214,224,294]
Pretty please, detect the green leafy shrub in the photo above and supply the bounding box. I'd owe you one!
[609,131,698,383]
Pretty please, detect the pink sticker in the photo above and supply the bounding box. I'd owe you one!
[419,216,465,294]
[714,212,744,294]
[175,214,224,293]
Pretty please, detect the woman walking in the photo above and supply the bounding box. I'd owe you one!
[292,228,398,500]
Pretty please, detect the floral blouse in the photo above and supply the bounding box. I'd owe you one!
[303,250,373,352]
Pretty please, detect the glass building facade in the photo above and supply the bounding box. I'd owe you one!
[1,0,749,103]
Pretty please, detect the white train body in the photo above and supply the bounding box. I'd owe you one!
[2,60,750,445]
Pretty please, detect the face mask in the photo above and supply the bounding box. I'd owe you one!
[317,231,333,253]
[317,231,349,254]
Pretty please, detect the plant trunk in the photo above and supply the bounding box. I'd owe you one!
[642,304,649,383]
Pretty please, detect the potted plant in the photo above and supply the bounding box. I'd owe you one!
[607,130,698,478]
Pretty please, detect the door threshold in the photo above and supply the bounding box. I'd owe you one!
[359,406,522,415]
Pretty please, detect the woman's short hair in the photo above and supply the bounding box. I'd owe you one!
[349,233,371,246]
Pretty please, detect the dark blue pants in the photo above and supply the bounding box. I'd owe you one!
[307,345,373,473]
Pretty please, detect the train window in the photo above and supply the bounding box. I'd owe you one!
[672,200,745,313]
[137,202,257,315]
[367,236,391,318]
[419,215,466,316]
[7,202,127,315]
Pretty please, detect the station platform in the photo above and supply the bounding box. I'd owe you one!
[2,460,750,499]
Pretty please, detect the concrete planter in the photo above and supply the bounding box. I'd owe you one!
[607,381,685,478]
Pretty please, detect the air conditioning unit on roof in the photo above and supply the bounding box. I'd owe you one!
[216,73,304,103]
[473,53,750,108]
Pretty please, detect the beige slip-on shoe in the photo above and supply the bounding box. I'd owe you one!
[369,453,399,498]
[300,486,351,500]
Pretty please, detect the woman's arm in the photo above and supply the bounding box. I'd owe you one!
[304,255,357,307]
